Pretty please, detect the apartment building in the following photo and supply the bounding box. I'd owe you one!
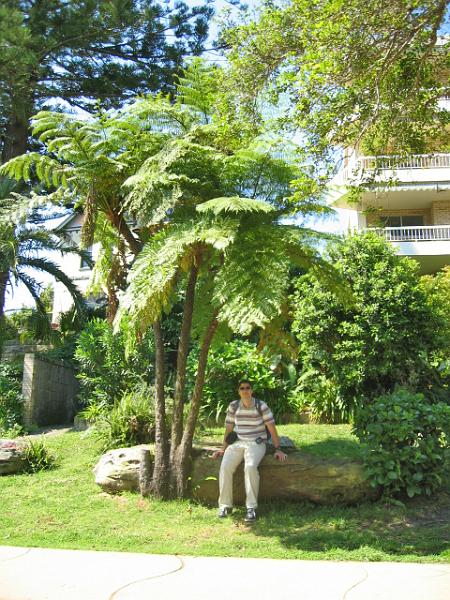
[328,97,450,274]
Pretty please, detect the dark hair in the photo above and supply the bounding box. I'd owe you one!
[238,379,252,388]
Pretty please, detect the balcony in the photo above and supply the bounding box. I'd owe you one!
[342,153,450,185]
[368,225,450,242]
[365,226,450,273]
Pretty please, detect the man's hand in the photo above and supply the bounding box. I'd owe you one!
[211,449,225,459]
[274,449,287,462]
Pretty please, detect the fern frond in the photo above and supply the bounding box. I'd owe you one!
[197,196,274,216]
[176,58,219,122]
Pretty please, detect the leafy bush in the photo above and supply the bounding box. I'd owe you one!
[292,232,446,421]
[188,340,295,421]
[354,388,450,498]
[75,319,154,409]
[290,372,349,424]
[24,438,57,473]
[85,382,156,451]
[0,361,24,436]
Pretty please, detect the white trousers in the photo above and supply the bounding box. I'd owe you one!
[218,440,267,509]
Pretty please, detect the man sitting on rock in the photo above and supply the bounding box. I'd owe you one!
[212,379,287,522]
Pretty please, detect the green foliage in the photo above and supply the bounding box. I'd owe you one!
[292,232,446,421]
[75,319,154,409]
[188,340,294,421]
[421,266,450,381]
[0,0,213,163]
[225,0,449,160]
[290,373,350,424]
[0,216,87,329]
[354,388,450,498]
[0,361,24,436]
[85,383,156,452]
[24,438,58,473]
[1,315,19,340]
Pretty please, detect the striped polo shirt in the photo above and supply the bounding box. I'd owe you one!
[225,398,275,442]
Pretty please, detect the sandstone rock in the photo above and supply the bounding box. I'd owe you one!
[94,440,378,505]
[0,439,27,475]
[190,445,379,505]
[93,445,152,493]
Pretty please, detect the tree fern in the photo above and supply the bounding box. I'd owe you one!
[114,217,239,339]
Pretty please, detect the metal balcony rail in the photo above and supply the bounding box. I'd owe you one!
[356,153,450,171]
[368,225,450,242]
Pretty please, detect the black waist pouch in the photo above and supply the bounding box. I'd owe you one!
[225,431,238,444]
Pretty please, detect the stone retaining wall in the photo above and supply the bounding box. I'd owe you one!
[22,353,79,427]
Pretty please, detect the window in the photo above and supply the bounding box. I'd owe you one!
[382,215,424,228]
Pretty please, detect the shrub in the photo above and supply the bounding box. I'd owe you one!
[0,362,24,436]
[354,388,450,498]
[292,232,446,421]
[290,372,349,424]
[24,438,57,472]
[188,340,294,421]
[85,382,156,451]
[75,319,154,409]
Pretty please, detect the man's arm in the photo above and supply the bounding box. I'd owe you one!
[212,423,234,459]
[266,422,287,462]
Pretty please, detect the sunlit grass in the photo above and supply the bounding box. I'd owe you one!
[0,428,449,562]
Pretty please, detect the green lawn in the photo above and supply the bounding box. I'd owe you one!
[1,426,449,563]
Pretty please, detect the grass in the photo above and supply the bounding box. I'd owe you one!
[0,426,449,563]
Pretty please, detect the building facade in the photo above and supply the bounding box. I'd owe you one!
[51,212,100,324]
[329,150,450,274]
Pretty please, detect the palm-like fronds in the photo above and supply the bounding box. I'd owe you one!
[196,196,274,215]
[114,217,240,339]
[18,255,86,315]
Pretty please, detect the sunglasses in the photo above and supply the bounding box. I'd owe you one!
[239,386,252,390]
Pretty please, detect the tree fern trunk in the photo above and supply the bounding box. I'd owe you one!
[173,311,219,498]
[150,318,170,498]
[107,211,142,257]
[170,262,199,462]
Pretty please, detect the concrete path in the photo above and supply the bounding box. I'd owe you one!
[0,546,449,600]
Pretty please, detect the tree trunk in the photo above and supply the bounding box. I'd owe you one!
[150,319,170,498]
[172,311,219,497]
[106,210,142,257]
[170,262,199,462]
[0,270,9,356]
[1,115,29,164]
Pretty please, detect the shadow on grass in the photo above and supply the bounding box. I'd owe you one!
[240,493,450,559]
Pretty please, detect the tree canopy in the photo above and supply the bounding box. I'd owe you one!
[0,0,214,161]
[224,0,450,160]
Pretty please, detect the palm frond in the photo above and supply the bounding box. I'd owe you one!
[17,256,86,315]
[15,272,48,318]
[214,224,292,335]
[0,152,72,188]
[176,58,219,122]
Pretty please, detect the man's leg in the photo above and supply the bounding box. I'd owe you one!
[243,443,266,509]
[218,444,245,510]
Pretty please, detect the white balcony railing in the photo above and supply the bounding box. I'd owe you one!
[358,154,450,171]
[368,225,450,242]
[342,153,450,183]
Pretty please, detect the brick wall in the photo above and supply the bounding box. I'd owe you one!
[431,201,450,225]
[22,354,80,428]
